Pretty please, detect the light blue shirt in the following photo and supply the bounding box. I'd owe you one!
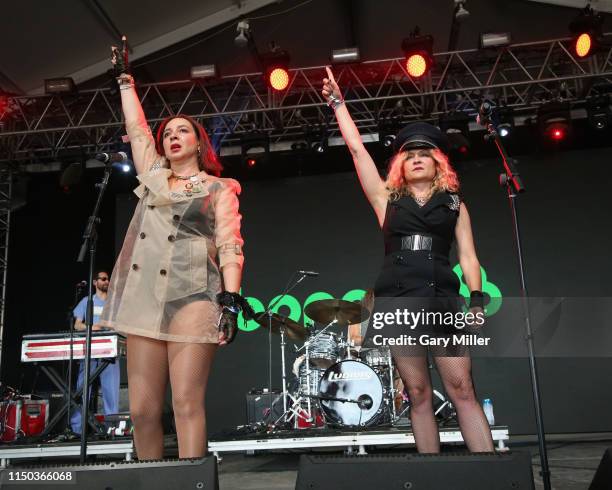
[73,294,105,324]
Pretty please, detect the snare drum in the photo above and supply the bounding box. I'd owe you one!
[307,332,339,368]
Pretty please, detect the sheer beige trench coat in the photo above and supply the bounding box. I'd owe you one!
[100,122,244,343]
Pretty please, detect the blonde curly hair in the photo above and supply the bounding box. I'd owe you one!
[385,148,460,201]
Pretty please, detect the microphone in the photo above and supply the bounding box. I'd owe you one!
[94,151,128,164]
[476,101,493,126]
[298,270,319,277]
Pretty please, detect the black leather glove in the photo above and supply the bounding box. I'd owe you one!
[111,36,130,77]
[218,307,238,345]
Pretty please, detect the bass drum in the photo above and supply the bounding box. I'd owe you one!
[318,360,384,427]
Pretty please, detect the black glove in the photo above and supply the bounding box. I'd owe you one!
[111,35,130,77]
[218,307,238,345]
[216,291,256,320]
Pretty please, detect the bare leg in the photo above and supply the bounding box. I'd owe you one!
[433,355,495,452]
[127,335,169,460]
[167,342,217,458]
[392,351,439,453]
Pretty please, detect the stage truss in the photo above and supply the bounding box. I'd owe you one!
[1,35,612,164]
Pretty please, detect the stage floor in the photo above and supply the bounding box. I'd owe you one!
[213,437,609,490]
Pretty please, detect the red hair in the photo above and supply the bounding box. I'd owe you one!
[385,148,459,200]
[155,114,222,177]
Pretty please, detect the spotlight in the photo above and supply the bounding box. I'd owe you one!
[378,117,400,149]
[586,95,611,130]
[235,20,250,48]
[246,157,257,168]
[331,47,360,64]
[454,0,470,22]
[569,5,603,58]
[439,112,471,154]
[401,34,434,79]
[537,101,571,143]
[190,64,217,79]
[261,50,291,91]
[496,106,514,137]
[480,32,511,49]
[498,124,511,137]
[44,77,76,95]
[121,164,131,173]
[241,131,269,167]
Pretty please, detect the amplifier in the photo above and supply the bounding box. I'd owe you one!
[20,399,49,437]
[246,389,283,424]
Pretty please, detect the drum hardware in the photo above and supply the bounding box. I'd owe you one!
[255,270,317,429]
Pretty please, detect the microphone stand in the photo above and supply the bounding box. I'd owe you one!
[58,285,84,442]
[480,115,551,490]
[260,271,313,427]
[76,163,112,462]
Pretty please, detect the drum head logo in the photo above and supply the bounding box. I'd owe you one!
[327,371,372,382]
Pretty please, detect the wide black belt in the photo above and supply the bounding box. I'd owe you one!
[387,234,449,256]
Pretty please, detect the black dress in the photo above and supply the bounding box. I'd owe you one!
[366,191,466,353]
[374,191,461,299]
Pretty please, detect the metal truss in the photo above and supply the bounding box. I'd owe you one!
[1,35,612,163]
[0,167,11,378]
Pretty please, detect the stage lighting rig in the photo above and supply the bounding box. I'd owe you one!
[537,100,571,143]
[496,106,515,137]
[586,95,611,130]
[569,5,603,58]
[261,50,291,91]
[439,112,471,154]
[401,31,434,79]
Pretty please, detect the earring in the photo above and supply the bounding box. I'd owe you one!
[197,145,201,158]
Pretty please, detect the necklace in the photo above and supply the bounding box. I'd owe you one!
[411,194,430,207]
[171,172,204,197]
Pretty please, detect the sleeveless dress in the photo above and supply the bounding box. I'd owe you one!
[99,122,244,344]
[367,191,466,354]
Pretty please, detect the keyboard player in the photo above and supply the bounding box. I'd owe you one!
[70,269,120,435]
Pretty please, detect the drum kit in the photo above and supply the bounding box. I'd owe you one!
[255,299,403,430]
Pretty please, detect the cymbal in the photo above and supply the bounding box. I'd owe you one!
[256,313,308,341]
[304,299,369,326]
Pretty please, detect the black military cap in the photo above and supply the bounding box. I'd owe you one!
[393,122,450,155]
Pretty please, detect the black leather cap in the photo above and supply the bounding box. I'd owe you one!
[393,122,450,155]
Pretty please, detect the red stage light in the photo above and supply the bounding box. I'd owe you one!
[246,157,257,167]
[268,67,289,91]
[575,33,592,57]
[406,54,428,78]
[458,145,469,155]
[548,124,568,142]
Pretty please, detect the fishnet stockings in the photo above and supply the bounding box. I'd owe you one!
[127,335,217,459]
[392,349,494,453]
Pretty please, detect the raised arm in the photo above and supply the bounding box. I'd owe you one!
[322,67,388,223]
[111,41,160,175]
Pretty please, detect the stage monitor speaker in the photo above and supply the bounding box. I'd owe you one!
[0,456,218,489]
[296,452,534,490]
[590,448,612,490]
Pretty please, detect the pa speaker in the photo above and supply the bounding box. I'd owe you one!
[296,452,534,490]
[0,456,218,489]
[590,448,612,490]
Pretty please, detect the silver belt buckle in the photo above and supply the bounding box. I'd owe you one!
[401,235,432,251]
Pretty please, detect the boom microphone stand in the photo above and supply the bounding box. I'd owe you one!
[76,162,113,462]
[478,103,551,490]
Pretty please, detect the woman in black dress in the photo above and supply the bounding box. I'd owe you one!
[322,67,494,453]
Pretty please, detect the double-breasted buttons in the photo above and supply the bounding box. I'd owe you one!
[160,269,167,276]
[132,264,139,271]
[173,215,180,222]
[140,232,146,239]
[148,205,155,210]
[168,235,175,242]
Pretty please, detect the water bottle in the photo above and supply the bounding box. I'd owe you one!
[483,398,495,426]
